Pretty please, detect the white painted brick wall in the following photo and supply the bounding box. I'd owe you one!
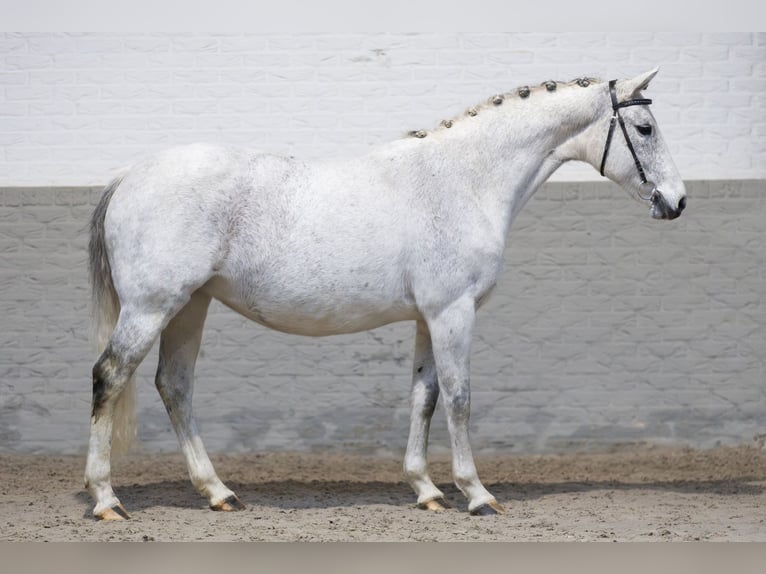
[1,32,764,186]
[1,33,765,455]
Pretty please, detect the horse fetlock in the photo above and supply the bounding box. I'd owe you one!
[403,460,428,481]
[411,482,445,506]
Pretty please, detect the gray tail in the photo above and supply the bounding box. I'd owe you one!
[89,174,135,455]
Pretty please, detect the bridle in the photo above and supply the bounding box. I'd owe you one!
[599,79,658,202]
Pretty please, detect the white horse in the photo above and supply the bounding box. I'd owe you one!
[85,68,686,520]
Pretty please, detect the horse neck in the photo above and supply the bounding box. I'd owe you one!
[429,85,606,240]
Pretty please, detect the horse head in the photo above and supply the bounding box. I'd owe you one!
[582,68,687,219]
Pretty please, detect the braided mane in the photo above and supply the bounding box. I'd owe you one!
[408,76,603,138]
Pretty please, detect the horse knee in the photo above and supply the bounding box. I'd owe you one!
[443,385,470,421]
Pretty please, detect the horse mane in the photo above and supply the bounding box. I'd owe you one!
[408,76,604,139]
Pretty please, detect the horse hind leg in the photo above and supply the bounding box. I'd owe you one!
[85,308,168,520]
[154,290,243,512]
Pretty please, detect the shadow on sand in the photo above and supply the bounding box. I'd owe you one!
[74,475,765,516]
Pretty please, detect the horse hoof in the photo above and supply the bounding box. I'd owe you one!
[470,500,505,516]
[211,494,245,512]
[97,503,131,521]
[417,498,451,512]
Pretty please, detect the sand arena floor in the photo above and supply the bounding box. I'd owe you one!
[2,445,765,541]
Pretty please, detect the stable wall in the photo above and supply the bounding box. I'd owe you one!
[1,32,764,185]
[1,33,764,454]
[1,180,764,455]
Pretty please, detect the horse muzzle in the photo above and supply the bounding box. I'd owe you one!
[650,191,686,220]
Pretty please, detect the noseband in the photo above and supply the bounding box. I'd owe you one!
[599,79,657,202]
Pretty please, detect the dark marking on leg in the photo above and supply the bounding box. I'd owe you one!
[90,345,130,420]
[91,370,107,419]
[422,396,438,418]
[445,385,470,419]
[91,349,117,419]
[154,354,177,416]
[420,376,439,418]
[416,366,423,373]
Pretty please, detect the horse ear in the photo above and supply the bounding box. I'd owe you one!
[621,67,659,97]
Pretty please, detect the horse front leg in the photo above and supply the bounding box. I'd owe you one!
[425,296,505,516]
[404,320,449,511]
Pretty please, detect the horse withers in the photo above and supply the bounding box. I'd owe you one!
[85,68,686,520]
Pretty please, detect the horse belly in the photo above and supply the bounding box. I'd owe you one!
[203,275,417,336]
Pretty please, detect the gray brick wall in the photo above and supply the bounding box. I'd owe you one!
[1,180,764,455]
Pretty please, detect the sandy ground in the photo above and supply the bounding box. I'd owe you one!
[2,445,766,541]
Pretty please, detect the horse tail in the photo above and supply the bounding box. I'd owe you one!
[89,173,135,455]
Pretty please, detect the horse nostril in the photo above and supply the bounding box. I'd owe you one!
[677,196,687,214]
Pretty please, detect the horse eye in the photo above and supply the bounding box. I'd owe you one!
[636,124,653,136]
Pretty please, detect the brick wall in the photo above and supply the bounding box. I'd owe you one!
[1,32,764,185]
[1,33,764,454]
[1,181,764,455]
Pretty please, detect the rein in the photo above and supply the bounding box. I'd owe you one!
[599,79,657,202]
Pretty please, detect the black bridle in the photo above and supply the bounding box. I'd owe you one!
[599,79,657,202]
